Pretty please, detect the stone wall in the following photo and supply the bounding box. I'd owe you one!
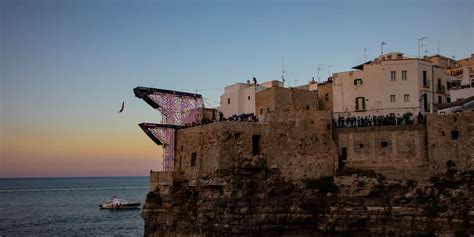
[336,125,429,180]
[149,171,174,191]
[264,110,337,179]
[173,110,337,181]
[317,81,333,111]
[427,111,474,175]
[255,87,319,117]
[174,123,223,180]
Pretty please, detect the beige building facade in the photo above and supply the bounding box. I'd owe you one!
[332,52,450,118]
[219,80,284,118]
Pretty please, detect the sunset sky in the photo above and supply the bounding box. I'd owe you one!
[1,0,472,177]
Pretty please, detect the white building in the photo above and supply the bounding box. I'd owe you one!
[332,52,450,118]
[219,80,284,118]
[447,53,474,102]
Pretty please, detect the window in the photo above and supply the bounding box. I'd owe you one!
[354,78,363,85]
[423,71,427,86]
[404,94,410,102]
[248,96,251,100]
[447,97,451,103]
[437,78,442,91]
[402,70,407,80]
[381,141,388,147]
[391,71,396,81]
[260,108,263,115]
[355,97,365,111]
[359,144,364,148]
[252,135,261,155]
[191,152,197,167]
[438,96,442,104]
[227,98,231,104]
[325,93,329,101]
[390,95,396,103]
[451,130,459,140]
[234,133,241,139]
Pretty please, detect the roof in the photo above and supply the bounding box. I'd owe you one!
[435,96,474,110]
[352,61,372,70]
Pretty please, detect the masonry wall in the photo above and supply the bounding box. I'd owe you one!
[256,87,319,116]
[317,81,333,111]
[174,124,223,180]
[264,110,337,179]
[426,111,474,175]
[173,110,337,181]
[336,125,429,180]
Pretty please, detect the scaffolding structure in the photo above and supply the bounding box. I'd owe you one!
[134,87,204,171]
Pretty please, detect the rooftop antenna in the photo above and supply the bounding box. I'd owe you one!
[327,65,333,79]
[380,42,387,55]
[317,64,324,83]
[418,37,428,58]
[364,48,371,61]
[281,56,286,83]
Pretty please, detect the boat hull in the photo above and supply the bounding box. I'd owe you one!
[99,203,141,210]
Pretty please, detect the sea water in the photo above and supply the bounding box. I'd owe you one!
[0,177,148,236]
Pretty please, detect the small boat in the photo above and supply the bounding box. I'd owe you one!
[99,197,141,210]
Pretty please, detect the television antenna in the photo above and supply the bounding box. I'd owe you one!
[418,37,428,58]
[327,65,333,78]
[281,56,286,83]
[380,42,387,55]
[317,64,324,82]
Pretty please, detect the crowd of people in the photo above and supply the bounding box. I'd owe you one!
[222,113,258,122]
[334,112,425,128]
[180,112,258,129]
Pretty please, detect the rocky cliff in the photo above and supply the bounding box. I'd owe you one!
[141,162,473,237]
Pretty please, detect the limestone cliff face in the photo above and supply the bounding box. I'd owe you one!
[141,166,473,236]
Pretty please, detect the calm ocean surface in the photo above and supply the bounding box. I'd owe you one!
[0,177,149,236]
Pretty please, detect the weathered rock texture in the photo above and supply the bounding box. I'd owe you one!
[142,111,473,236]
[142,166,473,236]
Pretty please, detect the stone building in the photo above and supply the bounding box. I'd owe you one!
[336,125,429,180]
[219,80,284,118]
[255,86,319,121]
[219,81,257,118]
[317,79,333,111]
[426,111,474,175]
[173,110,336,182]
[332,52,450,118]
[335,111,474,180]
